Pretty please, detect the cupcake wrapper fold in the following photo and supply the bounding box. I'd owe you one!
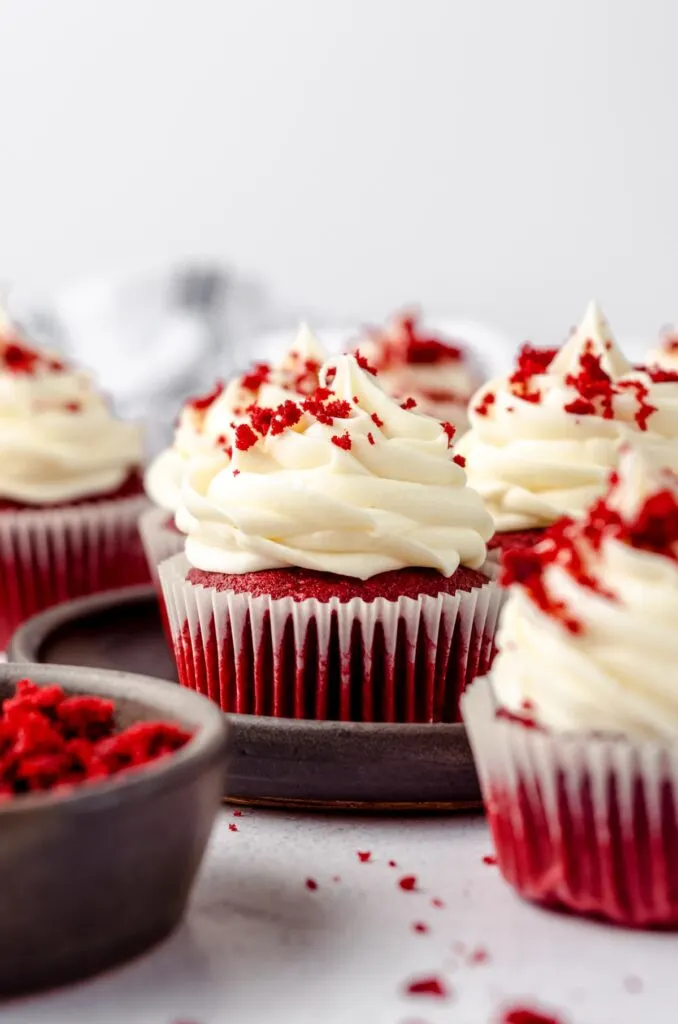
[160,553,503,723]
[463,676,678,929]
[139,506,185,645]
[0,495,151,650]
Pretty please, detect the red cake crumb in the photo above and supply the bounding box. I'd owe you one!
[371,411,384,428]
[468,946,489,964]
[474,390,496,416]
[482,854,497,866]
[234,423,258,452]
[647,365,678,383]
[228,823,238,832]
[233,809,243,817]
[240,362,270,392]
[430,897,445,908]
[399,875,418,891]
[357,851,372,862]
[187,380,224,414]
[0,679,192,798]
[367,313,464,369]
[487,529,545,555]
[186,562,490,605]
[500,1006,565,1024]
[331,432,352,451]
[401,397,417,410]
[404,976,450,999]
[452,454,466,468]
[355,350,378,375]
[389,860,398,868]
[440,421,456,445]
[412,922,429,934]
[305,878,318,891]
[367,432,375,445]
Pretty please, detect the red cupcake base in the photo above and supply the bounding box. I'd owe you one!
[0,493,151,650]
[161,556,502,723]
[488,528,546,557]
[463,677,678,930]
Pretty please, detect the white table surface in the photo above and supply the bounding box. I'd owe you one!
[4,808,676,1024]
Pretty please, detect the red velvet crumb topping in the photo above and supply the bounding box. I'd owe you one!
[187,380,224,414]
[354,350,378,375]
[474,391,496,416]
[0,679,192,798]
[501,466,678,633]
[331,432,352,451]
[647,365,678,383]
[500,1007,565,1024]
[1,337,67,376]
[400,396,417,410]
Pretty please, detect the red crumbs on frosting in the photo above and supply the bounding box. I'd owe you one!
[234,423,259,451]
[187,380,224,414]
[371,412,384,428]
[240,362,271,391]
[355,350,378,375]
[647,365,678,383]
[440,421,456,446]
[331,432,352,451]
[501,465,678,633]
[474,391,496,416]
[452,454,466,468]
[367,432,376,446]
[561,343,657,430]
[0,679,192,798]
[400,396,417,410]
[367,312,464,370]
[64,401,81,413]
[507,345,558,403]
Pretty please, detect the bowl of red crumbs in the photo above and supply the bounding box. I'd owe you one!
[0,662,228,995]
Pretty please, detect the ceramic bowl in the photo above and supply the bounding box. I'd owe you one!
[0,662,228,995]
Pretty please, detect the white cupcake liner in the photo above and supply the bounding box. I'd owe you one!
[463,676,678,928]
[0,494,151,649]
[138,505,185,590]
[160,553,503,723]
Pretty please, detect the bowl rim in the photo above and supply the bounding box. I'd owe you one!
[0,661,228,816]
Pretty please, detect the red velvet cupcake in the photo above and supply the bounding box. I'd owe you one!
[463,446,678,928]
[457,300,678,561]
[0,318,148,648]
[160,351,501,723]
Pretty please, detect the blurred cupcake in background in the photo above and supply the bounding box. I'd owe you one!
[645,323,678,374]
[352,310,484,434]
[160,350,500,723]
[463,445,678,928]
[140,325,327,587]
[0,310,148,648]
[457,301,678,561]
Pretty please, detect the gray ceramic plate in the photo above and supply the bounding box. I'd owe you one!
[9,587,481,812]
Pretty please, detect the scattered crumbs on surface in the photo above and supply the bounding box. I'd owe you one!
[399,875,418,892]
[483,854,498,866]
[233,810,243,817]
[499,1004,567,1024]
[332,875,341,883]
[431,897,445,909]
[411,922,429,934]
[624,975,643,994]
[388,860,398,868]
[305,878,318,891]
[357,851,372,863]
[468,946,490,965]
[228,823,238,833]
[403,976,451,1000]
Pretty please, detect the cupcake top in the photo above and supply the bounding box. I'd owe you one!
[144,325,326,512]
[457,301,678,532]
[646,325,678,373]
[0,317,142,505]
[353,311,482,433]
[493,445,678,739]
[176,352,493,579]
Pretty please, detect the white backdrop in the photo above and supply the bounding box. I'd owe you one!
[0,0,676,346]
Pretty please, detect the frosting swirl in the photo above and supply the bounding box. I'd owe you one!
[0,322,142,505]
[457,301,678,531]
[355,312,481,433]
[492,446,678,739]
[145,325,327,512]
[177,353,493,578]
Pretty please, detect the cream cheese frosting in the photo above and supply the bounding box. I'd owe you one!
[144,324,327,513]
[456,301,678,532]
[176,353,494,578]
[646,326,678,372]
[354,312,482,433]
[0,322,142,505]
[492,446,678,739]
